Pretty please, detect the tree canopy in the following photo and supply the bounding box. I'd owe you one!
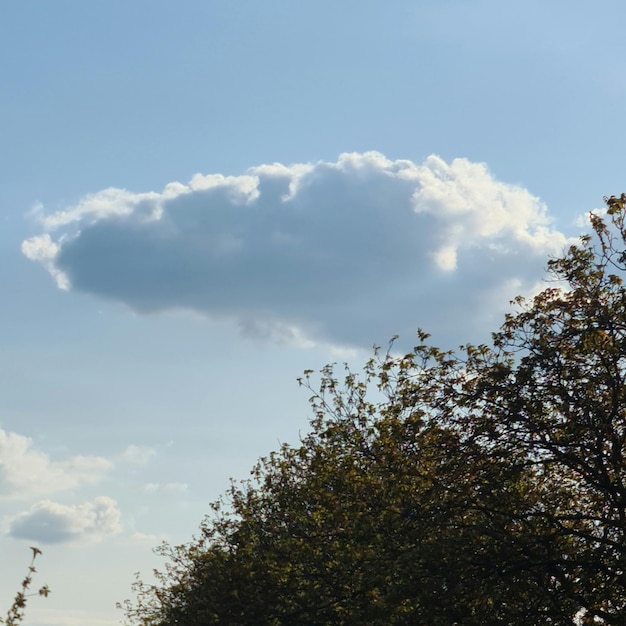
[123,196,626,625]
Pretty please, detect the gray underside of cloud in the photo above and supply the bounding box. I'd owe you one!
[22,152,570,349]
[8,497,122,544]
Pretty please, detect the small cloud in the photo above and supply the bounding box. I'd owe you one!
[118,445,156,466]
[8,496,122,544]
[0,430,160,500]
[143,482,188,494]
[129,531,167,543]
[0,429,111,499]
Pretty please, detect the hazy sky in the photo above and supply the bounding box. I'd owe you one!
[2,2,626,624]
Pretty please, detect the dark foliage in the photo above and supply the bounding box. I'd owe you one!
[123,196,626,625]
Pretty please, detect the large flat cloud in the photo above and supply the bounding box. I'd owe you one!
[23,152,570,348]
[8,496,122,544]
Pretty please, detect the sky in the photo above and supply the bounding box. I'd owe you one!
[2,1,626,624]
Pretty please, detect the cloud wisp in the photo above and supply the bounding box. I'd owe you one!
[23,152,570,348]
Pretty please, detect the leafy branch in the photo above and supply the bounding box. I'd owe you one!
[1,548,50,626]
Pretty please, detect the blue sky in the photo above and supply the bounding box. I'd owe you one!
[2,1,626,624]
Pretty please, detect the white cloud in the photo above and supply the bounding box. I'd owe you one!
[38,187,162,230]
[0,429,112,498]
[118,444,156,466]
[129,531,167,543]
[22,152,574,349]
[143,482,188,494]
[20,234,70,290]
[0,429,158,499]
[8,496,122,544]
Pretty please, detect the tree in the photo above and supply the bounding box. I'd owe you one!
[473,195,626,623]
[123,196,626,625]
